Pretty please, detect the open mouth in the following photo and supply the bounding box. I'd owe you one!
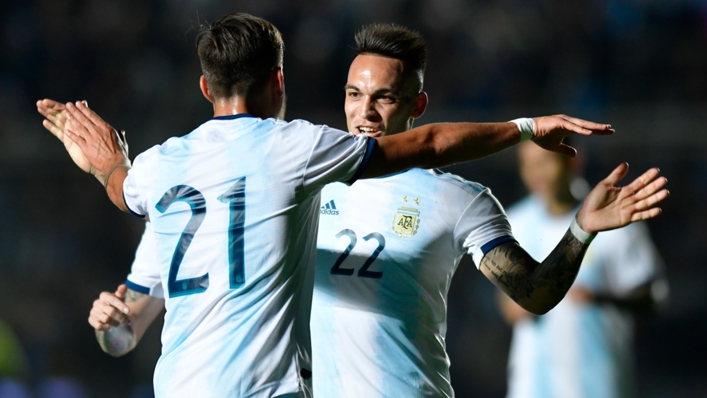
[357,126,382,137]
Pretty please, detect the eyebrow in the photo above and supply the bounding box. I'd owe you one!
[343,84,401,97]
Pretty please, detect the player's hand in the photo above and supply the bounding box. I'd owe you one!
[532,115,615,157]
[37,99,96,175]
[575,163,669,234]
[63,101,130,181]
[88,284,131,331]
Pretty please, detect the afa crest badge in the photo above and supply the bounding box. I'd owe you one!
[392,206,420,238]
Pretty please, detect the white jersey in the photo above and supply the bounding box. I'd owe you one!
[505,196,665,398]
[122,114,374,398]
[311,169,514,398]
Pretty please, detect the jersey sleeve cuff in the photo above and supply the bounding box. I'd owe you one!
[471,235,517,268]
[123,192,146,218]
[345,137,377,185]
[125,279,151,295]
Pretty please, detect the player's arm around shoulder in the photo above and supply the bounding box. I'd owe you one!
[89,284,164,357]
[360,115,614,179]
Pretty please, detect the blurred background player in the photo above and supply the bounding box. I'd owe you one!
[40,12,620,398]
[498,141,668,398]
[77,23,668,398]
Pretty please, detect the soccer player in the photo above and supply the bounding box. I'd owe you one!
[66,22,668,397]
[38,14,621,398]
[498,141,667,398]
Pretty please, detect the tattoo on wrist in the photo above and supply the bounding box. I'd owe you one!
[125,289,145,303]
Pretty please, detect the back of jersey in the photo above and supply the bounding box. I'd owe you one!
[123,114,372,398]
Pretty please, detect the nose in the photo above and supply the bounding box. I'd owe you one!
[358,96,377,120]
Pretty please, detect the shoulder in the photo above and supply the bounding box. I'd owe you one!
[414,170,509,218]
[420,169,490,197]
[131,144,163,171]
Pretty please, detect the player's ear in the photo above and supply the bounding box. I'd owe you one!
[410,91,428,119]
[271,67,284,98]
[199,76,214,103]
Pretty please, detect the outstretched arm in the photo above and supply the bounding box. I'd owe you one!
[482,164,669,314]
[57,101,131,211]
[361,115,613,179]
[89,284,164,357]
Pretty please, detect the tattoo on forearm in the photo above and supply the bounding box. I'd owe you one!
[96,323,135,356]
[125,288,146,303]
[481,230,588,305]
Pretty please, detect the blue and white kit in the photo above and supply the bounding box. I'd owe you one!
[312,169,514,397]
[123,115,374,398]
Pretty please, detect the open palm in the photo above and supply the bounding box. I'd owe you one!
[37,99,94,174]
[576,163,668,234]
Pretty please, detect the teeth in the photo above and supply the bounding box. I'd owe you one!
[359,127,376,132]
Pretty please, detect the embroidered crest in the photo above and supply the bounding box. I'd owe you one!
[392,206,420,238]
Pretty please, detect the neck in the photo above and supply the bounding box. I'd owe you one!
[212,96,249,118]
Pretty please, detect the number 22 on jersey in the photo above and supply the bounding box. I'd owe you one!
[330,229,386,279]
[156,177,246,298]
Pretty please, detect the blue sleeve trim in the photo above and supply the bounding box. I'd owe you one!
[481,235,517,254]
[346,137,377,185]
[125,279,150,295]
[123,192,146,218]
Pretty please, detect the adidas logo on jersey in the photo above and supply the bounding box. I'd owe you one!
[320,200,339,215]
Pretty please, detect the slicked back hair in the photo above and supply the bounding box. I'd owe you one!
[196,13,284,100]
[354,23,427,91]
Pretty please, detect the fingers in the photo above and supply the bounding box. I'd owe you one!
[557,115,614,133]
[551,143,577,158]
[99,291,130,315]
[633,188,670,212]
[630,207,663,222]
[65,102,99,135]
[36,99,66,117]
[624,167,661,194]
[63,121,87,148]
[557,118,593,136]
[602,162,630,186]
[115,284,128,301]
[633,175,668,201]
[73,101,109,132]
[42,119,64,139]
[88,291,131,331]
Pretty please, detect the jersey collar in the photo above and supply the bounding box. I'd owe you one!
[212,113,254,121]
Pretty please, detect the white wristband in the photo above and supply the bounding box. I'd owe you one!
[570,217,597,244]
[510,118,535,142]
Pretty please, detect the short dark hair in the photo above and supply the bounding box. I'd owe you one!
[354,23,427,89]
[196,13,284,99]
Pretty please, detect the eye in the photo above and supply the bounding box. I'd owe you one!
[377,96,397,104]
[346,91,360,99]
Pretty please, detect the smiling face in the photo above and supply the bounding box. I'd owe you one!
[344,54,427,137]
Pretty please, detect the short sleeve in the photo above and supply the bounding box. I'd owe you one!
[597,222,664,297]
[302,126,375,193]
[125,222,164,298]
[123,146,160,218]
[454,188,516,268]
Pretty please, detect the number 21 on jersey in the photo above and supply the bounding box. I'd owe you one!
[156,178,246,298]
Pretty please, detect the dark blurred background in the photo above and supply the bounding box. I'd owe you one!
[1,0,706,397]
